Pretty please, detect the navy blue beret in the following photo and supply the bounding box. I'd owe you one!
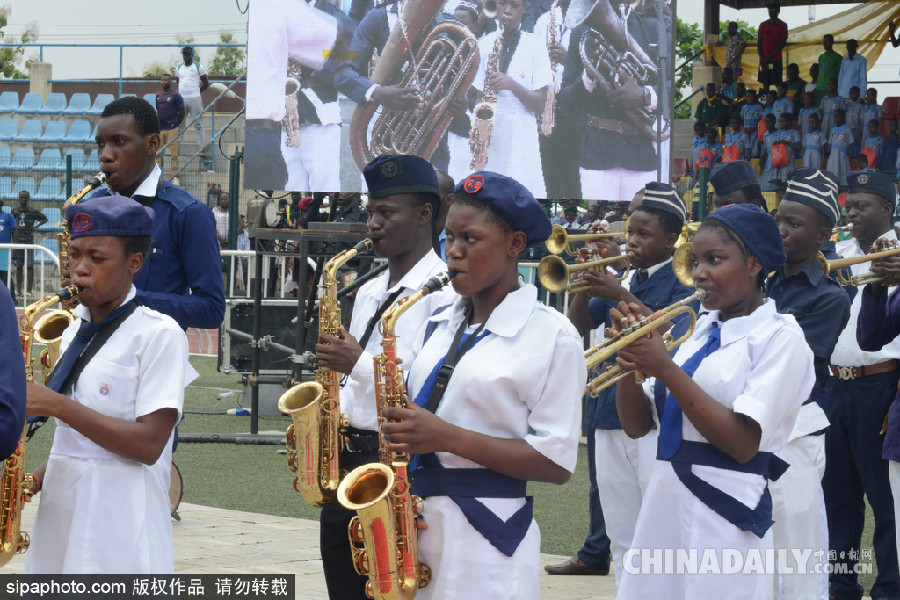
[783,168,840,226]
[66,195,155,239]
[710,160,759,197]
[454,171,551,247]
[363,154,441,203]
[705,203,785,276]
[641,182,686,224]
[847,170,897,207]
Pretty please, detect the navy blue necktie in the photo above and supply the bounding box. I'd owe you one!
[659,323,721,459]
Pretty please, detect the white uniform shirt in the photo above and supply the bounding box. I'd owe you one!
[342,251,457,431]
[406,283,584,600]
[832,229,900,367]
[176,62,208,99]
[24,286,198,574]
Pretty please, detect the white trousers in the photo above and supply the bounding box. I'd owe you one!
[180,96,206,152]
[595,428,658,588]
[890,460,900,575]
[580,167,654,202]
[770,434,829,600]
[281,123,340,192]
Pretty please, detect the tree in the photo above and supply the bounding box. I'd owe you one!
[141,34,196,79]
[0,5,39,80]
[674,19,757,119]
[142,61,168,78]
[209,31,245,76]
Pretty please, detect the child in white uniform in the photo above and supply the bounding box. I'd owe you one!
[614,204,816,599]
[24,195,195,574]
[382,171,584,600]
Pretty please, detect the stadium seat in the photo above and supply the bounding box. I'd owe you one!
[39,238,59,266]
[13,119,42,142]
[120,93,136,99]
[9,148,35,171]
[761,191,779,213]
[0,148,9,170]
[0,119,17,141]
[0,177,11,200]
[90,124,97,140]
[86,94,114,116]
[63,120,93,144]
[83,149,99,173]
[143,93,157,111]
[35,149,63,172]
[0,91,18,112]
[12,177,36,198]
[38,207,62,232]
[39,121,67,143]
[64,148,85,172]
[62,93,92,115]
[37,92,67,115]
[15,93,43,114]
[33,177,64,202]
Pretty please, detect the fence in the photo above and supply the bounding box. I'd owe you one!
[0,243,61,307]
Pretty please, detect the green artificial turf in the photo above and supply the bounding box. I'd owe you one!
[23,354,877,592]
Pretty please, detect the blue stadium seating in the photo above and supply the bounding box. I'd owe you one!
[39,238,59,265]
[15,93,43,114]
[33,178,64,202]
[13,120,42,142]
[0,149,10,170]
[64,149,85,172]
[38,207,62,232]
[63,121,93,144]
[90,124,97,140]
[35,149,63,172]
[9,149,35,171]
[0,92,18,112]
[62,93,91,115]
[39,121,67,143]
[86,94,114,116]
[83,149,99,173]
[121,93,136,99]
[0,178,11,200]
[12,177,36,198]
[0,119,17,142]
[37,92,67,115]
[143,93,157,111]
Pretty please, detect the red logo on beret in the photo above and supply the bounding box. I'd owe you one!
[464,175,484,194]
[71,213,92,233]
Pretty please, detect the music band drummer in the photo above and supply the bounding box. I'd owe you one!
[381,172,583,599]
[24,196,196,574]
[314,154,456,599]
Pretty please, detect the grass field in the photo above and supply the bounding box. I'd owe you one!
[23,354,878,592]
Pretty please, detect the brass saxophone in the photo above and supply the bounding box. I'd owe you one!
[539,1,558,137]
[282,77,302,148]
[278,239,374,507]
[348,0,479,169]
[469,20,505,170]
[5,284,82,567]
[337,271,454,600]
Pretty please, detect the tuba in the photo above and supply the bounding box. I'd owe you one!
[337,271,454,600]
[348,0,479,169]
[469,20,505,170]
[539,0,559,137]
[567,0,669,142]
[279,239,374,507]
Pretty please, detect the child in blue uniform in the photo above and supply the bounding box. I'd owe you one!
[827,108,853,186]
[803,112,826,169]
[845,86,864,155]
[742,89,764,159]
[861,87,882,149]
[798,91,819,142]
[772,82,794,122]
[724,117,747,162]
[819,78,844,140]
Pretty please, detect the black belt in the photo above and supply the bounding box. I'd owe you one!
[344,427,379,453]
[246,118,281,131]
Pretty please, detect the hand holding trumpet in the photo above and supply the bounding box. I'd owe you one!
[867,237,900,295]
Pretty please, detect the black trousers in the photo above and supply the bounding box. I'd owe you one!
[320,447,379,600]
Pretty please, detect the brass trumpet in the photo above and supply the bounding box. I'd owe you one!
[832,223,853,235]
[545,223,626,255]
[585,290,706,395]
[538,252,634,293]
[818,246,900,287]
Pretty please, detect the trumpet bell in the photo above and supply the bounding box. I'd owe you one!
[482,0,497,19]
[538,255,571,293]
[673,243,694,287]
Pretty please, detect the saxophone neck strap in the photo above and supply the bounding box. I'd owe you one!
[358,288,405,350]
[423,308,488,414]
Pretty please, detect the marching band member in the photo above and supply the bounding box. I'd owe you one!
[382,172,583,599]
[564,182,698,588]
[768,169,851,598]
[471,0,551,197]
[615,204,815,598]
[709,160,765,211]
[823,171,900,600]
[314,155,456,599]
[0,278,25,462]
[24,197,196,573]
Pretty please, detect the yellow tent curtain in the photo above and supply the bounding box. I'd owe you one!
[705,1,900,88]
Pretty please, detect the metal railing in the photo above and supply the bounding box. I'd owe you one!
[0,243,61,307]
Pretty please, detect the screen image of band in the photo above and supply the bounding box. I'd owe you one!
[243,0,673,201]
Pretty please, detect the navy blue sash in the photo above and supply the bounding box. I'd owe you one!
[654,381,789,538]
[410,453,532,557]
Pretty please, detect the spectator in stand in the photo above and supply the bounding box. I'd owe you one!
[759,113,779,191]
[864,119,883,167]
[861,88,882,150]
[720,67,736,102]
[695,83,725,131]
[724,21,746,77]
[784,63,806,111]
[819,77,844,140]
[845,86,864,155]
[706,127,723,167]
[762,88,777,119]
[561,205,581,228]
[236,214,249,291]
[758,3,788,91]
[175,46,210,159]
[155,74,185,184]
[12,191,47,299]
[691,120,710,179]
[806,63,819,96]
[741,88,763,159]
[726,83,747,121]
[213,192,229,250]
[880,119,900,173]
[798,91,819,142]
[774,113,801,195]
[817,34,842,104]
[772,82,794,122]
[803,111,825,169]
[827,108,853,186]
[0,199,15,299]
[838,39,867,100]
[724,116,747,162]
